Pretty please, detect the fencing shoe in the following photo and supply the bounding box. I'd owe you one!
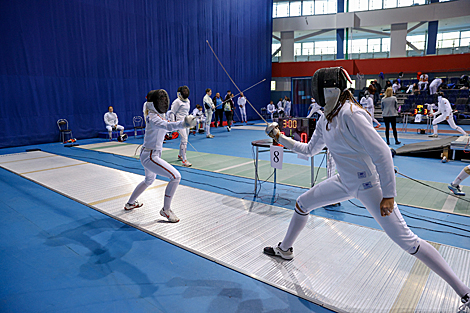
[263,242,294,260]
[460,293,469,312]
[124,200,143,211]
[177,155,183,161]
[428,134,438,138]
[448,183,465,196]
[206,134,214,138]
[160,208,180,223]
[182,160,192,167]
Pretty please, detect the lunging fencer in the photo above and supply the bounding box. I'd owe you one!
[124,90,197,223]
[429,92,467,138]
[170,86,193,166]
[203,88,215,138]
[104,106,124,140]
[263,67,470,310]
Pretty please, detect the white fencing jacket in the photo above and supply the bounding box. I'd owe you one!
[170,98,190,121]
[433,97,452,117]
[290,100,396,198]
[238,97,247,111]
[104,112,119,126]
[143,113,184,151]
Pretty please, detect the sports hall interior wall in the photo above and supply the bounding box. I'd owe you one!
[272,54,470,78]
[0,0,273,148]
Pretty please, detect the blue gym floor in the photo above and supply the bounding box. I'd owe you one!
[1,120,470,313]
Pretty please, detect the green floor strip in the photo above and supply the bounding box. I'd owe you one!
[78,142,470,216]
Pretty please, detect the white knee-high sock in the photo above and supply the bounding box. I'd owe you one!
[414,240,470,297]
[128,181,148,204]
[163,177,181,211]
[280,211,309,251]
[453,166,470,186]
[433,125,438,135]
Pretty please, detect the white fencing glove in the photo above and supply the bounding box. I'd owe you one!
[265,122,296,150]
[183,115,197,128]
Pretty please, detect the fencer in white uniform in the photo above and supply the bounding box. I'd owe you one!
[264,67,470,310]
[449,165,470,196]
[124,89,197,223]
[360,91,381,128]
[306,98,322,118]
[104,106,124,140]
[192,105,206,133]
[429,78,443,95]
[418,73,429,91]
[203,89,215,138]
[170,86,192,167]
[284,99,291,117]
[267,101,276,121]
[238,93,247,123]
[429,92,467,138]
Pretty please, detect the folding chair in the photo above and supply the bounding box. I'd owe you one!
[133,116,145,138]
[57,119,73,143]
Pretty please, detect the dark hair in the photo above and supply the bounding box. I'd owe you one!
[196,104,202,109]
[205,88,211,93]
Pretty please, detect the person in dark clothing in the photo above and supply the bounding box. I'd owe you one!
[371,79,381,106]
[223,93,234,131]
[212,92,223,127]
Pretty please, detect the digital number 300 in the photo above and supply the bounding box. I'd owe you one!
[282,119,297,129]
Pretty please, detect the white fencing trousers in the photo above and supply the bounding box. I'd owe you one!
[429,84,439,95]
[127,149,181,211]
[432,114,467,136]
[280,174,470,297]
[106,125,124,137]
[205,109,213,135]
[178,128,189,160]
[239,108,247,122]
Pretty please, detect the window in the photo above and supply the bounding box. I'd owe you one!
[351,39,368,53]
[302,0,314,15]
[294,43,302,55]
[289,1,302,16]
[369,0,383,10]
[382,38,391,52]
[461,31,470,47]
[383,0,397,9]
[368,39,381,53]
[350,0,368,12]
[438,31,460,48]
[315,0,336,15]
[272,43,281,56]
[407,34,425,50]
[398,0,413,7]
[302,42,314,55]
[271,81,276,91]
[273,2,289,18]
[315,41,336,55]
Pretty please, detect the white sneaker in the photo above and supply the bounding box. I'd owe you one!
[124,200,143,211]
[182,160,192,167]
[263,242,294,260]
[160,208,180,223]
[206,134,214,138]
[428,134,438,138]
[460,293,470,312]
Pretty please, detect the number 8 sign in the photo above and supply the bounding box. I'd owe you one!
[270,145,283,170]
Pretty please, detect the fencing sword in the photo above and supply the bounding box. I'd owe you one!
[206,40,269,125]
[215,78,267,108]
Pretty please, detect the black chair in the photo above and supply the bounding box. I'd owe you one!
[133,116,145,138]
[57,119,73,143]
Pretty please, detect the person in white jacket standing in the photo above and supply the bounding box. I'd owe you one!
[203,88,215,138]
[360,91,381,128]
[170,86,192,166]
[124,89,196,222]
[104,106,124,140]
[429,92,467,138]
[263,67,470,311]
[238,92,247,123]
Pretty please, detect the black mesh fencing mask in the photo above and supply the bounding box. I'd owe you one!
[147,89,169,114]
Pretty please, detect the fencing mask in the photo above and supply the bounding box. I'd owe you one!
[146,89,169,114]
[177,86,190,102]
[311,67,352,116]
[118,134,128,142]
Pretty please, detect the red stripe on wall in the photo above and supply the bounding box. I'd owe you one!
[272,54,470,77]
